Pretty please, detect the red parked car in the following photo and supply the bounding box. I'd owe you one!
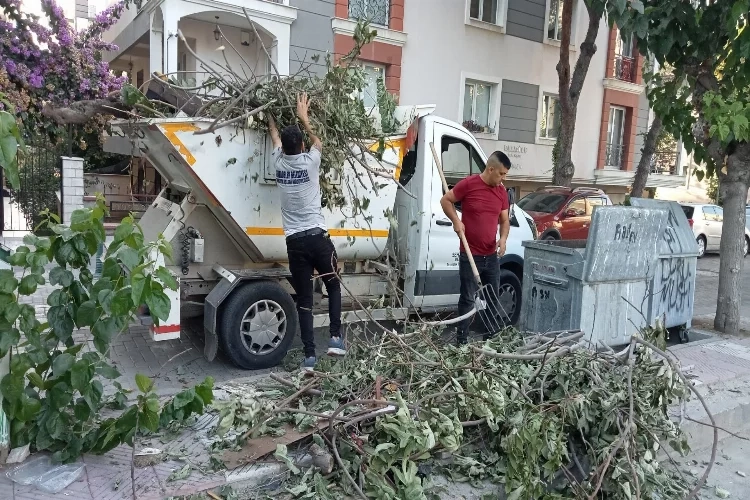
[516,186,613,240]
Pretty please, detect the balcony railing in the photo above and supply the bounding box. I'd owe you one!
[605,143,625,169]
[349,0,390,27]
[614,55,636,83]
[649,150,679,175]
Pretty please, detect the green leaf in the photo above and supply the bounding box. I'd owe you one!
[172,388,196,409]
[154,267,178,291]
[96,362,122,380]
[715,486,731,498]
[131,273,146,306]
[0,270,18,293]
[98,289,113,315]
[18,274,39,295]
[0,327,20,357]
[630,0,644,14]
[49,267,74,287]
[0,134,20,189]
[141,408,160,432]
[195,377,214,405]
[52,353,76,377]
[71,360,92,393]
[117,247,140,271]
[111,287,133,316]
[47,289,67,307]
[17,395,41,422]
[145,288,170,323]
[27,371,45,389]
[70,209,93,232]
[4,301,20,323]
[114,221,134,242]
[55,241,77,265]
[76,301,99,328]
[0,374,25,405]
[732,114,749,141]
[136,373,154,393]
[84,380,104,411]
[167,463,191,482]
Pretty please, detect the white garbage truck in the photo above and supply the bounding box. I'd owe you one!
[103,105,537,369]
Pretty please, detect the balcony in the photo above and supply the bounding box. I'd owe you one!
[349,0,390,27]
[613,55,636,83]
[605,143,625,169]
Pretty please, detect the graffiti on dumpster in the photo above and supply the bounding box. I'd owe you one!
[658,257,693,314]
[663,210,684,254]
[613,223,638,244]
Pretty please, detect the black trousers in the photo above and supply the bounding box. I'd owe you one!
[286,231,342,357]
[457,252,499,344]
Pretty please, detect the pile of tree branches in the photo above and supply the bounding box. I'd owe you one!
[42,17,402,209]
[209,323,712,500]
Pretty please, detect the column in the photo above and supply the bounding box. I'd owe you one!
[163,10,180,78]
[149,10,164,75]
[61,157,84,225]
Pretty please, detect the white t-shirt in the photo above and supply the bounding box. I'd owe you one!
[272,146,327,237]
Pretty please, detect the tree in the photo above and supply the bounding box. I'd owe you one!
[630,116,662,198]
[0,0,129,173]
[552,0,647,186]
[617,1,750,334]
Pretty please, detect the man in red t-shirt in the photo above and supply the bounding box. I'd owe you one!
[440,151,511,345]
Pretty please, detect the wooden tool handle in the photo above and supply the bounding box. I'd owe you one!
[429,142,482,286]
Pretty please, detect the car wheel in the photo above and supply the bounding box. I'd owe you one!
[543,233,559,241]
[219,281,297,370]
[696,236,706,258]
[495,269,522,327]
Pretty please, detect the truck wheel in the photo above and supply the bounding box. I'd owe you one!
[219,281,297,370]
[497,269,522,327]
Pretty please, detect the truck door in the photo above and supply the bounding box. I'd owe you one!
[416,121,486,308]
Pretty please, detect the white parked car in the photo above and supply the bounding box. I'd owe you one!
[680,203,750,258]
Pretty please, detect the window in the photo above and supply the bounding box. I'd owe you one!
[613,30,636,82]
[539,94,561,139]
[517,193,568,214]
[566,198,586,216]
[360,64,386,108]
[463,81,494,133]
[586,196,607,214]
[441,136,486,178]
[714,206,724,222]
[470,0,499,24]
[547,0,564,41]
[681,205,695,220]
[349,0,390,27]
[701,206,714,220]
[605,106,626,168]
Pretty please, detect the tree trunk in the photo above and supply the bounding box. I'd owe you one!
[714,146,750,335]
[552,0,603,187]
[630,116,663,198]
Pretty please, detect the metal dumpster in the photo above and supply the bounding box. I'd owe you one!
[629,198,699,340]
[520,206,668,347]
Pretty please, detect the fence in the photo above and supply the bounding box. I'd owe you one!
[1,136,64,235]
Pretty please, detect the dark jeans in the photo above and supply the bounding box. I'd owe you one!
[286,231,342,357]
[457,252,499,344]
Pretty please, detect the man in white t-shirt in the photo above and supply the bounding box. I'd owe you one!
[267,93,344,372]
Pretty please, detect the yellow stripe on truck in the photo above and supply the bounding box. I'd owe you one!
[246,227,389,238]
[161,123,200,166]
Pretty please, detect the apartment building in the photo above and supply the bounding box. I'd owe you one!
[398,0,685,201]
[100,0,683,202]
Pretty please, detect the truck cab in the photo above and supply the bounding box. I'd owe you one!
[394,115,535,326]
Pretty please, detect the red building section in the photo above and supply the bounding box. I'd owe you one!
[333,0,405,100]
[596,26,645,171]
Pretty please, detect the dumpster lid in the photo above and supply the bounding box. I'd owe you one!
[572,206,668,282]
[629,199,700,257]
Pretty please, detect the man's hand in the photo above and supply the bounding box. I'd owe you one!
[453,220,466,236]
[297,92,311,124]
[267,114,281,149]
[496,238,507,257]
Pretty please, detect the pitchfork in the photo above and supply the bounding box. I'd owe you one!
[429,142,507,336]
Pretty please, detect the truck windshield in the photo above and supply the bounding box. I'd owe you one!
[517,193,567,214]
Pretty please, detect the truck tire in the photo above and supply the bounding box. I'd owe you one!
[498,269,522,326]
[219,281,297,370]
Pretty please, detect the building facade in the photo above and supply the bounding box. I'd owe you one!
[397,0,684,202]
[100,0,684,203]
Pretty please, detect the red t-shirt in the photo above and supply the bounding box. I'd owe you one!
[451,175,509,256]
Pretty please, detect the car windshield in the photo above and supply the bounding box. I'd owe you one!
[517,193,568,214]
[681,205,695,219]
